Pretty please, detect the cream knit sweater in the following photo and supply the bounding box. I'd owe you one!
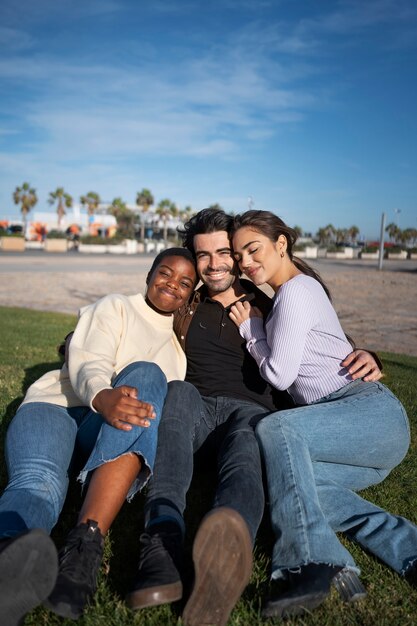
[21,293,186,409]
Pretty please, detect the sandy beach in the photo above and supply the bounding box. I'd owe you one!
[1,252,416,357]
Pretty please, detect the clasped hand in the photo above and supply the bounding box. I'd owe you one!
[229,300,263,327]
[92,387,156,431]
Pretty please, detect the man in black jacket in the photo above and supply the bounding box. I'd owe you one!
[125,208,381,626]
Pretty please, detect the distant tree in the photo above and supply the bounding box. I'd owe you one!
[316,224,336,246]
[156,198,176,241]
[80,191,101,234]
[179,205,194,223]
[48,187,73,227]
[13,182,37,233]
[136,188,154,241]
[293,225,303,239]
[348,225,360,244]
[207,203,224,212]
[108,197,135,239]
[80,192,100,217]
[385,222,401,243]
[400,228,417,247]
[335,228,348,244]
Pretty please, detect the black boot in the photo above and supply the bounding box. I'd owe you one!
[262,563,343,618]
[44,519,104,619]
[0,529,58,626]
[126,521,183,610]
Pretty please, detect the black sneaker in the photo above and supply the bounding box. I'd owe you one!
[44,519,104,619]
[125,523,183,610]
[262,563,343,619]
[0,528,58,626]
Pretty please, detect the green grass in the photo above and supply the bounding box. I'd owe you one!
[1,306,417,625]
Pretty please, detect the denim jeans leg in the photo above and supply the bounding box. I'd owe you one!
[78,362,167,498]
[311,386,417,574]
[145,381,218,534]
[213,399,268,543]
[256,380,412,578]
[256,411,355,578]
[0,402,85,537]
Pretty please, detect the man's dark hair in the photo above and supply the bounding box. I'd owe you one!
[178,207,234,257]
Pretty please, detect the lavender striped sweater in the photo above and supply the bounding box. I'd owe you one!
[239,274,353,405]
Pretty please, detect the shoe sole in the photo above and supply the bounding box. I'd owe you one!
[182,507,253,626]
[262,590,329,618]
[126,579,183,609]
[0,529,58,626]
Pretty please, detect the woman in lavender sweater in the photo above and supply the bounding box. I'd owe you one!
[229,210,417,618]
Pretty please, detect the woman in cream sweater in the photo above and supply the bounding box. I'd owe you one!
[0,248,197,626]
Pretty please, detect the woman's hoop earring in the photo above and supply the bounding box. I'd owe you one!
[280,251,284,258]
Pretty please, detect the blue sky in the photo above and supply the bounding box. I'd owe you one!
[1,0,416,238]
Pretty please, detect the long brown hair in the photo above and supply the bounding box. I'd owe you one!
[232,210,332,300]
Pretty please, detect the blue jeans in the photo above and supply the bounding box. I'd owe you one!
[0,362,167,538]
[256,380,417,578]
[145,381,269,543]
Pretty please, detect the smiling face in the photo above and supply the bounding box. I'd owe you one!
[193,231,238,297]
[146,255,197,315]
[232,226,287,290]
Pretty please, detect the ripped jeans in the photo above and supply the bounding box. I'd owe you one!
[0,361,166,538]
[256,380,417,578]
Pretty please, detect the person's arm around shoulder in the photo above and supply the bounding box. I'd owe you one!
[341,349,383,382]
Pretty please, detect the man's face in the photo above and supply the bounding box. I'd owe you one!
[194,231,238,295]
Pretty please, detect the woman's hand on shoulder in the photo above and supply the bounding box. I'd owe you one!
[92,387,156,430]
[229,301,263,327]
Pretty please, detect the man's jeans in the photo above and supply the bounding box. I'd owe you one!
[145,380,269,543]
[0,361,167,538]
[256,380,417,578]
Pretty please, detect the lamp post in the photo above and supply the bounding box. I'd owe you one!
[378,212,386,271]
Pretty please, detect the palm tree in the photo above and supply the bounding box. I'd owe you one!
[179,205,194,223]
[385,222,401,244]
[293,225,303,239]
[399,227,417,247]
[316,224,336,246]
[13,182,37,234]
[136,188,154,241]
[80,191,100,234]
[348,225,360,244]
[335,228,348,244]
[108,197,135,239]
[80,192,101,233]
[155,199,176,241]
[48,187,73,228]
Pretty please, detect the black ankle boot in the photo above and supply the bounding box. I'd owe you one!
[44,519,104,619]
[125,521,183,610]
[262,563,342,618]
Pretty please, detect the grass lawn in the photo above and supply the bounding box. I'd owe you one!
[1,305,417,626]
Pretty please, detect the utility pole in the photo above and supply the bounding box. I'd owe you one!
[378,212,386,271]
